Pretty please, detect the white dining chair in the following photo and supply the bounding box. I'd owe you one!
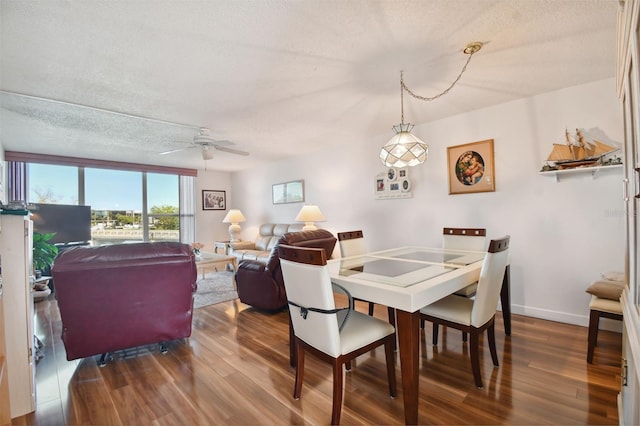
[420,235,510,388]
[279,244,397,425]
[337,230,396,326]
[443,227,487,297]
[421,227,487,341]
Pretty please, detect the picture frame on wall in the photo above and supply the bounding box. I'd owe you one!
[375,167,412,200]
[447,139,495,195]
[202,190,226,210]
[272,179,305,204]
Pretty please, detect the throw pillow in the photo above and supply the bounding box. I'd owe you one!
[602,271,625,282]
[585,280,625,301]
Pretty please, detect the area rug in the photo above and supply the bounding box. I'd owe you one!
[193,271,238,309]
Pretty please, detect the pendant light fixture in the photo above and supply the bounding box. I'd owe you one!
[380,42,483,168]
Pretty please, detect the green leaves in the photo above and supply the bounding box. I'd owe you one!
[33,232,59,271]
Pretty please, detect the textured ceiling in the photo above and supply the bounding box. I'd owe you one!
[0,0,619,172]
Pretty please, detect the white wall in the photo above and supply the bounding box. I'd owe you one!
[0,139,5,203]
[229,78,625,328]
[194,169,233,252]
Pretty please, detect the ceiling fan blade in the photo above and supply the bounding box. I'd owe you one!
[214,145,250,156]
[159,148,187,155]
[159,145,198,155]
[194,137,233,147]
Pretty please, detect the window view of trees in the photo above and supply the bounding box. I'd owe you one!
[27,164,180,245]
[150,205,179,230]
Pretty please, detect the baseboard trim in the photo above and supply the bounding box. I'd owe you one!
[507,304,622,332]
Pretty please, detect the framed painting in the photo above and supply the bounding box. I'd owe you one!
[447,139,495,195]
[272,180,305,204]
[202,190,226,210]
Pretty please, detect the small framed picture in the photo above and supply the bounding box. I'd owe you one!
[401,178,411,192]
[202,190,226,210]
[387,168,397,182]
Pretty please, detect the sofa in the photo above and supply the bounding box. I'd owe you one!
[229,223,305,263]
[234,228,337,311]
[52,241,197,363]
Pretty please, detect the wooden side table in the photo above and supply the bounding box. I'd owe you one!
[214,240,231,255]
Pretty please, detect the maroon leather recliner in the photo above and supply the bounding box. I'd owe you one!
[52,242,197,362]
[235,229,337,311]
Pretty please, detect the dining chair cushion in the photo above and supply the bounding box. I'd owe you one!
[585,280,625,301]
[453,284,477,297]
[420,295,474,326]
[338,310,395,354]
[589,295,623,314]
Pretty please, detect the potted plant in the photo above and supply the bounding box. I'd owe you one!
[32,232,59,278]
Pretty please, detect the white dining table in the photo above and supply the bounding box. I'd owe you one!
[326,246,511,425]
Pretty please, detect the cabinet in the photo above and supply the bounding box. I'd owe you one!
[0,277,10,425]
[0,213,36,419]
[617,0,640,423]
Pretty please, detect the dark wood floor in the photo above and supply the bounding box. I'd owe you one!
[14,291,622,425]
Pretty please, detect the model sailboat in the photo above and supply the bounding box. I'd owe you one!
[543,128,618,170]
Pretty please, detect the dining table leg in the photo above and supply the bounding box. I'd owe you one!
[395,309,420,425]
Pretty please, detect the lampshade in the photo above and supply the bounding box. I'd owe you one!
[295,205,325,231]
[380,123,429,167]
[222,209,246,224]
[222,209,246,242]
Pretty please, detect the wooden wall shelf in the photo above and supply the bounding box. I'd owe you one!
[539,164,623,181]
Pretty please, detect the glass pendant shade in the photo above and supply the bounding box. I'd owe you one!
[380,123,429,167]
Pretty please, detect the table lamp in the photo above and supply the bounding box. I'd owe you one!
[222,209,246,242]
[295,205,325,231]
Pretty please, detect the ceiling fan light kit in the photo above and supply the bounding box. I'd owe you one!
[201,145,215,160]
[380,41,483,168]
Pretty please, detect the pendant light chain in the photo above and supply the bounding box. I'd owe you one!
[400,71,405,124]
[401,50,476,102]
[380,42,482,168]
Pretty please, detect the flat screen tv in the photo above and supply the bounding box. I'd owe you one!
[31,203,92,245]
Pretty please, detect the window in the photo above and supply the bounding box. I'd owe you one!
[15,155,191,246]
[86,168,146,245]
[147,173,179,242]
[28,163,78,204]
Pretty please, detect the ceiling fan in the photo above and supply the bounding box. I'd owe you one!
[160,127,249,160]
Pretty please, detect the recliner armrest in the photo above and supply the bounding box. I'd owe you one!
[230,241,256,251]
[238,259,267,273]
